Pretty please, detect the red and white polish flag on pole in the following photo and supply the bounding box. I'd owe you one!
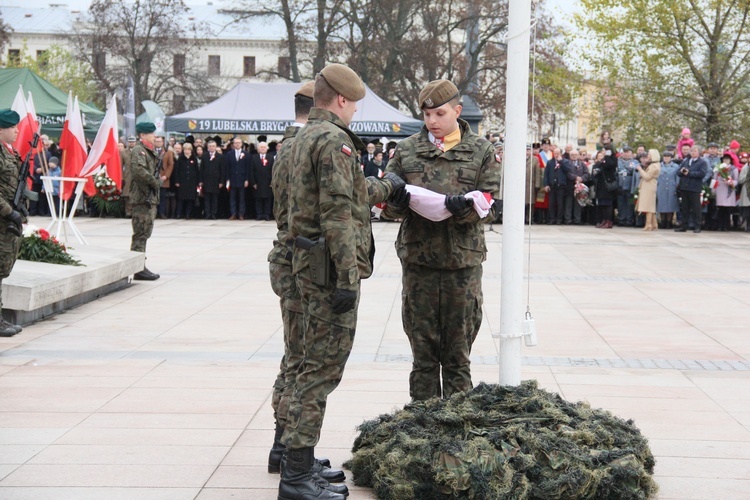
[80,94,121,195]
[58,92,89,200]
[10,85,40,187]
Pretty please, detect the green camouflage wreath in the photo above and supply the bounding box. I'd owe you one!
[346,380,657,499]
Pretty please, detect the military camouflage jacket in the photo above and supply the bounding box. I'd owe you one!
[129,141,160,206]
[0,145,20,218]
[268,125,300,266]
[288,108,393,287]
[384,119,501,269]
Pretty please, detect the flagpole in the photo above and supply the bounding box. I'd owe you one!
[498,0,533,386]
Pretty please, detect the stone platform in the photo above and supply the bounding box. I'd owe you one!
[0,216,749,499]
[1,246,145,325]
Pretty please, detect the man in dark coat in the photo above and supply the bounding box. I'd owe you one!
[250,141,275,220]
[676,144,709,233]
[224,136,250,220]
[200,139,224,220]
[543,147,570,225]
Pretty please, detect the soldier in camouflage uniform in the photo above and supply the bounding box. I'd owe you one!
[279,64,404,500]
[0,110,25,337]
[129,122,161,281]
[384,80,501,401]
[266,81,348,494]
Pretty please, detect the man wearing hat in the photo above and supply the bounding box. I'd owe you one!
[129,122,161,280]
[281,64,403,499]
[266,80,344,487]
[616,146,638,226]
[0,109,26,336]
[657,150,680,228]
[383,79,501,402]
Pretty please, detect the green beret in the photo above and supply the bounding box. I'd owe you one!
[419,80,460,109]
[319,64,366,101]
[136,122,156,134]
[295,81,315,99]
[0,109,20,128]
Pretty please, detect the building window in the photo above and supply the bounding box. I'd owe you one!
[278,56,290,79]
[208,55,221,76]
[7,49,20,65]
[173,54,185,77]
[172,95,185,114]
[243,56,256,77]
[93,51,106,74]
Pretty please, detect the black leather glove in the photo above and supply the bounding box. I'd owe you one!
[445,194,474,217]
[331,288,357,314]
[388,186,411,210]
[7,210,23,236]
[382,172,406,192]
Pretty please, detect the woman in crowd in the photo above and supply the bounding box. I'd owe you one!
[592,145,618,228]
[656,150,680,228]
[713,153,738,231]
[174,142,200,219]
[163,143,181,218]
[636,149,661,231]
[739,152,750,232]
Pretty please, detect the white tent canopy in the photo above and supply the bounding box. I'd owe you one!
[165,82,422,137]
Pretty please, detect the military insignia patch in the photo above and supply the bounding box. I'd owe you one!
[495,154,502,163]
[341,144,352,157]
[389,149,395,159]
[425,98,434,107]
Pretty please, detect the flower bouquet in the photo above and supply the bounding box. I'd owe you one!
[18,225,83,266]
[574,182,591,207]
[714,164,736,188]
[700,185,713,207]
[630,187,639,205]
[91,171,124,217]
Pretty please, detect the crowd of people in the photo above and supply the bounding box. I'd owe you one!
[503,129,750,233]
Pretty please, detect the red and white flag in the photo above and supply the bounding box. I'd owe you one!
[11,86,40,187]
[59,92,89,200]
[80,95,121,193]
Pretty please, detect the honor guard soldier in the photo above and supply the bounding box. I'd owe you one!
[266,80,349,496]
[280,64,403,499]
[0,109,25,336]
[129,122,161,280]
[383,79,501,401]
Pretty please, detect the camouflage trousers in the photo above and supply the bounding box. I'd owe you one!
[130,203,156,252]
[401,262,483,401]
[269,262,304,428]
[282,268,359,449]
[0,229,20,311]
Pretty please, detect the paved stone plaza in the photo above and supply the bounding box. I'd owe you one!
[1,216,749,499]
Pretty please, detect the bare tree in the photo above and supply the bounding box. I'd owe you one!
[71,0,222,113]
[0,13,11,63]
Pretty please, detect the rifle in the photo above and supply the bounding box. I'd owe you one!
[7,133,40,237]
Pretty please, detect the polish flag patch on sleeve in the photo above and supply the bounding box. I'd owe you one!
[341,144,352,157]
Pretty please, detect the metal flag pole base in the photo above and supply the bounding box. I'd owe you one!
[41,176,89,245]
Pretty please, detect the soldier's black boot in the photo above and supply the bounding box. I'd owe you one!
[0,319,17,337]
[312,459,346,483]
[268,423,285,473]
[269,422,330,473]
[279,452,348,496]
[133,267,160,281]
[278,447,345,500]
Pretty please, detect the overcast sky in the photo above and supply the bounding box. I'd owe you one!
[7,0,580,21]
